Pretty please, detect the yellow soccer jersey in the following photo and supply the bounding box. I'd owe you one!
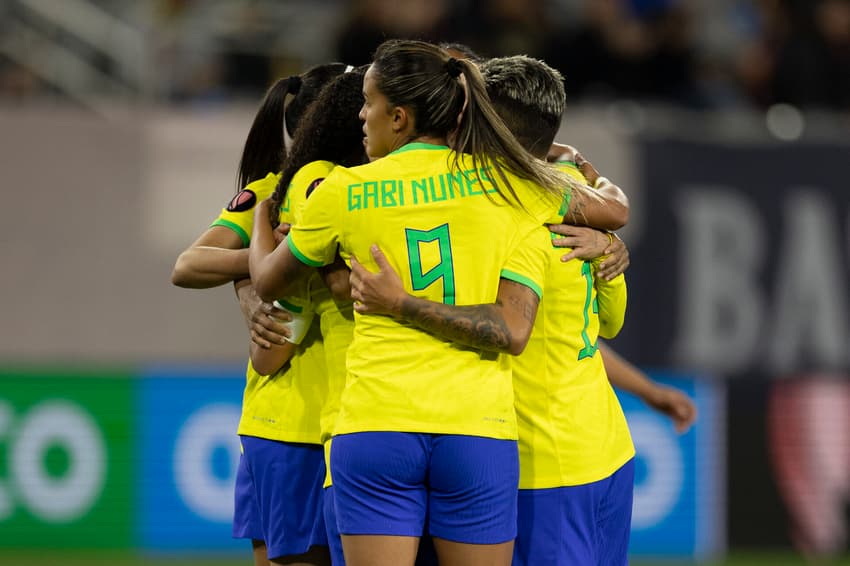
[237,323,327,443]
[513,162,634,489]
[287,143,557,440]
[287,160,355,448]
[236,164,335,444]
[211,172,281,247]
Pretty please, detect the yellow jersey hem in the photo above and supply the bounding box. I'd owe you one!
[517,446,635,490]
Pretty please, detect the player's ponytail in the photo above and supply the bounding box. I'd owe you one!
[371,40,584,208]
[281,63,350,166]
[236,77,292,191]
[236,63,351,193]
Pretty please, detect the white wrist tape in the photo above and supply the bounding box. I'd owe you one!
[273,299,314,344]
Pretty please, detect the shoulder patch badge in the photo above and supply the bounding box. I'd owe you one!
[226,189,257,212]
[305,178,325,199]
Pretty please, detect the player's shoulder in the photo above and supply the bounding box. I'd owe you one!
[555,160,587,184]
[293,160,336,182]
[290,160,338,199]
[222,171,280,214]
[245,171,282,200]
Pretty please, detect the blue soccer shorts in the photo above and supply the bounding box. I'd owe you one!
[233,435,327,560]
[330,431,519,544]
[513,458,635,566]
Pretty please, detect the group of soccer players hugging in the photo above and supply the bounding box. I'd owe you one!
[172,39,697,566]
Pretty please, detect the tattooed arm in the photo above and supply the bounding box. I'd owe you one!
[396,280,538,355]
[350,245,539,355]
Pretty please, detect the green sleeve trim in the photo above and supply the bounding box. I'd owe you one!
[557,190,572,217]
[210,219,250,248]
[500,269,543,299]
[275,299,303,313]
[286,236,324,267]
[556,159,578,168]
[389,142,450,156]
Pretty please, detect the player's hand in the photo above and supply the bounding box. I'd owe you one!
[547,142,579,163]
[250,300,292,348]
[549,225,610,262]
[273,222,291,246]
[349,245,407,317]
[574,152,600,186]
[645,385,698,434]
[254,197,274,227]
[597,234,629,281]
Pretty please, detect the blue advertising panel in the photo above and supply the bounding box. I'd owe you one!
[618,372,725,560]
[137,363,246,551]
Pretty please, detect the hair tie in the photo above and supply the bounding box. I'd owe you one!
[286,75,302,95]
[445,57,463,79]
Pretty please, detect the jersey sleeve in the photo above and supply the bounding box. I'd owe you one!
[500,224,549,300]
[289,161,336,225]
[592,264,627,339]
[210,172,281,247]
[286,169,343,267]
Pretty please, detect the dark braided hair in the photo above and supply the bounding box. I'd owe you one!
[235,63,350,191]
[269,66,369,227]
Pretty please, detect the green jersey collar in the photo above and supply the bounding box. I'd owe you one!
[389,142,449,156]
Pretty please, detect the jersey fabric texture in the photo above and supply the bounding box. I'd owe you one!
[512,162,634,489]
[286,143,560,440]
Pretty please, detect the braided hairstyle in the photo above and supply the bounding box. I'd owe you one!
[269,66,368,227]
[235,62,350,191]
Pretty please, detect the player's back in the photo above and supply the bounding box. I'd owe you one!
[512,163,633,488]
[292,143,555,440]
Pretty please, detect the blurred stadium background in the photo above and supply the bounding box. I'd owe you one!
[0,0,848,564]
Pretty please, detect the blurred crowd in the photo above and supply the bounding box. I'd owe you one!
[1,0,849,112]
[332,0,850,111]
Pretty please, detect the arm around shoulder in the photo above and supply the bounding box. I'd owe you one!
[566,181,629,231]
[171,226,249,288]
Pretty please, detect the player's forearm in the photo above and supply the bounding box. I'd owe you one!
[397,296,514,354]
[250,340,296,376]
[600,343,655,400]
[249,223,304,301]
[566,186,629,231]
[171,246,250,288]
[234,279,259,331]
